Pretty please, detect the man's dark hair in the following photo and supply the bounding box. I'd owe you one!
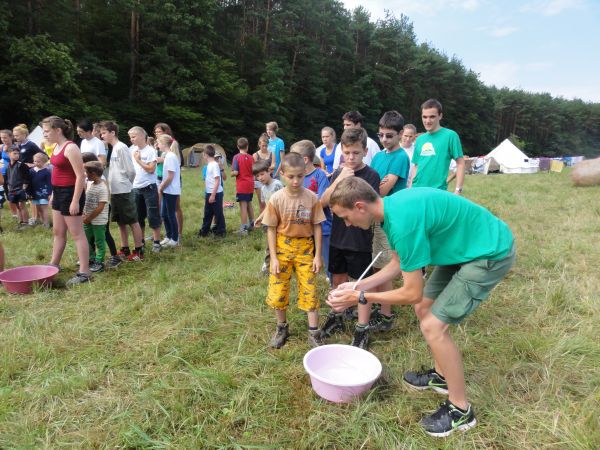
[342,110,365,126]
[421,98,443,114]
[378,110,405,133]
[77,119,94,132]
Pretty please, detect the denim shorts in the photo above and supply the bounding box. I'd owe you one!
[134,184,161,229]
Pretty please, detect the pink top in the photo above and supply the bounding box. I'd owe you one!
[50,141,77,187]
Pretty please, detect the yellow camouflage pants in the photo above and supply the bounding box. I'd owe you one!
[266,235,319,312]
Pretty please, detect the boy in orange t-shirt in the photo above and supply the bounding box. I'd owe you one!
[261,153,326,349]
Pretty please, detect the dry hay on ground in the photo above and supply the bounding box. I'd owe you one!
[571,158,600,186]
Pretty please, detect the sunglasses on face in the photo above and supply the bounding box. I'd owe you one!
[377,132,397,139]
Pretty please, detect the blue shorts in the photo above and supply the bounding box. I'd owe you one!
[32,198,49,205]
[8,189,27,204]
[236,193,253,202]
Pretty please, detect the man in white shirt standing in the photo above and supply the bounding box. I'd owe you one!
[77,119,107,167]
[129,126,162,253]
[342,111,381,166]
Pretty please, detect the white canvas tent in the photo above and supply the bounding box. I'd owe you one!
[483,139,537,174]
[28,125,43,148]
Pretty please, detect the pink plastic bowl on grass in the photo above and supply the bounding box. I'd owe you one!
[0,265,59,294]
[303,344,382,403]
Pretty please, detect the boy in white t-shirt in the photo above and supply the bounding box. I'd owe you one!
[129,126,162,252]
[252,160,284,274]
[77,119,107,166]
[198,145,226,237]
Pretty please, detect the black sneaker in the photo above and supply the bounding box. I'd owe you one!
[350,326,369,349]
[66,272,91,287]
[403,368,448,395]
[307,330,324,348]
[420,400,477,437]
[320,312,345,337]
[107,255,122,269]
[89,261,105,273]
[368,310,395,332]
[343,306,358,321]
[270,323,289,349]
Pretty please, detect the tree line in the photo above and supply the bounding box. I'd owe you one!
[1,0,598,158]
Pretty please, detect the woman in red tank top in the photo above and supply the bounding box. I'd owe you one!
[43,116,91,286]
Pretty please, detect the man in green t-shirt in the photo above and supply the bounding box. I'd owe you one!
[326,177,516,437]
[410,99,465,193]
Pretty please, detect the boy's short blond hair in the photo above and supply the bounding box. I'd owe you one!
[266,121,278,132]
[34,152,49,163]
[290,139,316,161]
[281,152,305,173]
[329,177,379,210]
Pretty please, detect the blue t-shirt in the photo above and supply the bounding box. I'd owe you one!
[370,147,410,195]
[268,137,285,173]
[19,140,43,164]
[1,146,14,176]
[304,168,332,236]
[320,144,337,174]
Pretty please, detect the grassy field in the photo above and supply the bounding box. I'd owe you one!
[0,167,599,449]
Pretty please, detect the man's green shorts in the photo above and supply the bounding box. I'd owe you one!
[424,243,516,324]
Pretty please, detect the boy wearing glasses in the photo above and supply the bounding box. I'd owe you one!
[353,110,410,348]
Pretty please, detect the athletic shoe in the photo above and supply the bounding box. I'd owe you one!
[236,226,248,236]
[247,221,255,232]
[17,222,28,231]
[107,255,122,269]
[308,329,324,348]
[28,217,37,226]
[151,242,162,253]
[260,262,268,275]
[159,237,171,246]
[343,306,358,321]
[403,368,448,395]
[350,326,370,349]
[163,239,179,248]
[116,250,128,262]
[128,251,143,262]
[420,400,477,437]
[89,261,105,273]
[270,323,289,349]
[66,272,91,286]
[320,312,345,337]
[368,310,395,332]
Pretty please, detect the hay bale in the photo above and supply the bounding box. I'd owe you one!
[571,158,600,186]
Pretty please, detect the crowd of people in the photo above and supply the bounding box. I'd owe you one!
[0,98,515,437]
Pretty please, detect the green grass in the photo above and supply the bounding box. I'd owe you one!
[0,168,599,448]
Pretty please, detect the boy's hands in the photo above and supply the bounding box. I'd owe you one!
[270,257,280,275]
[83,214,91,225]
[209,193,216,204]
[337,166,355,181]
[326,288,359,312]
[312,255,321,273]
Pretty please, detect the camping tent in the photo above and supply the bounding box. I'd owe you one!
[483,139,537,174]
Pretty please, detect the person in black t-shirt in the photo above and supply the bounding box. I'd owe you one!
[318,127,380,348]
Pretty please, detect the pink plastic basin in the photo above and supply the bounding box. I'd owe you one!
[303,344,382,403]
[0,265,59,294]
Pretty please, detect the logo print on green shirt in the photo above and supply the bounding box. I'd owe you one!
[420,142,436,156]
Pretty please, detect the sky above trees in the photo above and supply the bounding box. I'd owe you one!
[341,0,600,102]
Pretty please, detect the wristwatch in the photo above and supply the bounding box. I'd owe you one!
[455,187,463,193]
[358,290,368,305]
